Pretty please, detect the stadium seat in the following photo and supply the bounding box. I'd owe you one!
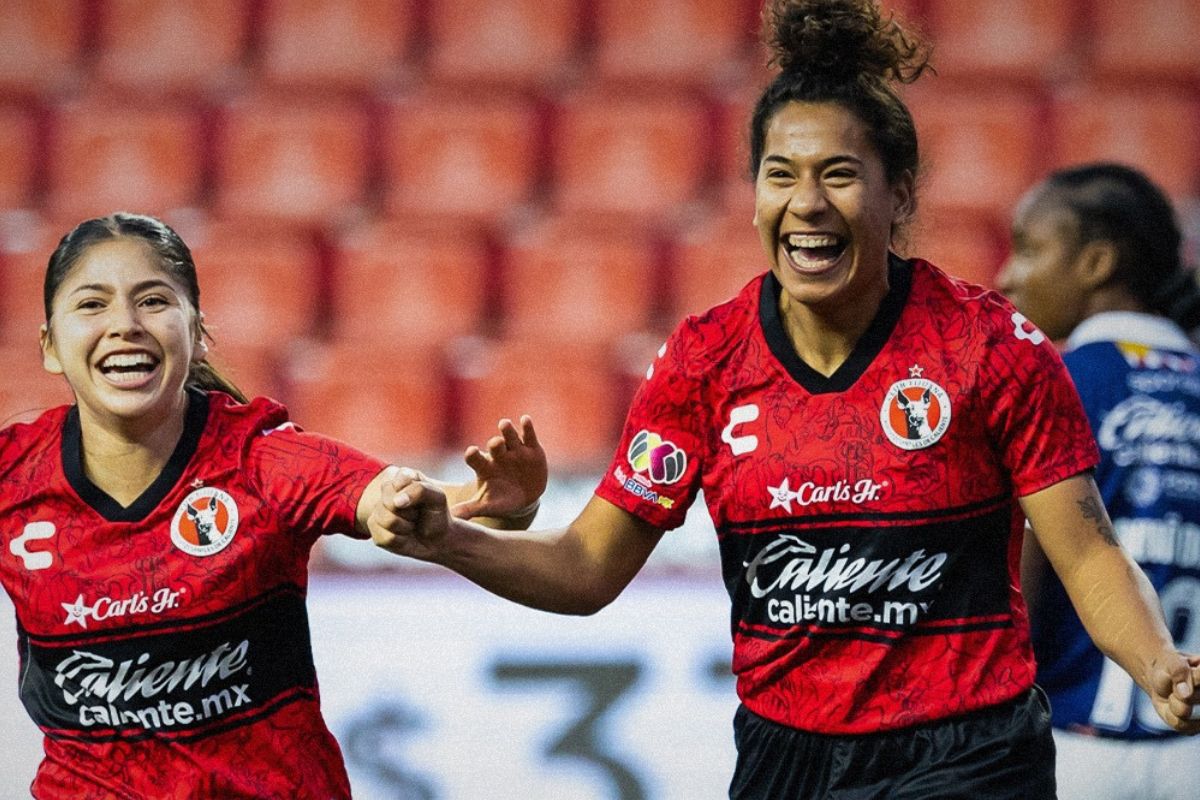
[1048,83,1200,201]
[0,105,38,211]
[174,216,323,349]
[0,0,85,96]
[499,213,663,343]
[381,90,544,221]
[424,0,584,88]
[1090,0,1200,78]
[93,0,248,93]
[906,83,1048,215]
[909,209,1007,289]
[449,335,624,470]
[924,0,1079,81]
[44,97,205,221]
[670,205,765,320]
[257,0,413,91]
[0,212,59,345]
[330,217,491,344]
[0,343,74,426]
[282,338,449,462]
[211,94,371,223]
[591,0,755,86]
[550,87,715,217]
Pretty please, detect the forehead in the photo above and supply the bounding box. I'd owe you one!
[1013,189,1079,240]
[762,101,876,162]
[57,237,182,293]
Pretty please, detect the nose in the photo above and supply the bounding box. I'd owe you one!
[995,257,1020,295]
[106,298,145,337]
[786,177,828,218]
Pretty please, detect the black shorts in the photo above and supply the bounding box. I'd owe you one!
[729,687,1056,799]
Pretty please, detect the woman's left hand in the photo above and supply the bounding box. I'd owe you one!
[452,415,547,523]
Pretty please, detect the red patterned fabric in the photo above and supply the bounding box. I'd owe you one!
[0,392,385,798]
[596,258,1098,734]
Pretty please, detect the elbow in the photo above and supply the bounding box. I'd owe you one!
[559,581,623,617]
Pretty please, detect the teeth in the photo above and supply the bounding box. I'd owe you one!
[787,234,840,248]
[100,353,155,370]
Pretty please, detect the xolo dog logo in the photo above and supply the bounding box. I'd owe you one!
[880,365,951,451]
[171,488,239,557]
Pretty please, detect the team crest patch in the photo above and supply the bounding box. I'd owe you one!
[880,368,951,450]
[627,429,687,485]
[171,487,239,557]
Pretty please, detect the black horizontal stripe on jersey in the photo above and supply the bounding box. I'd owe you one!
[716,493,1011,536]
[735,617,1014,647]
[19,584,317,741]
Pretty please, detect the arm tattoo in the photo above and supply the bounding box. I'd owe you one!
[1077,496,1119,547]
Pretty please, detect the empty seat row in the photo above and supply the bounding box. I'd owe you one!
[3,0,1197,99]
[1,79,1198,230]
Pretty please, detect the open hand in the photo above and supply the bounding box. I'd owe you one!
[453,415,547,522]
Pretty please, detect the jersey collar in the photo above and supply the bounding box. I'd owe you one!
[760,254,912,394]
[1065,311,1194,353]
[62,389,210,522]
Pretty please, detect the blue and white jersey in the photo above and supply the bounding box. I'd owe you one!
[1031,311,1200,740]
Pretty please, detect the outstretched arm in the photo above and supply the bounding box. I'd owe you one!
[366,473,664,615]
[1022,473,1200,733]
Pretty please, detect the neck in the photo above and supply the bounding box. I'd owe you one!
[77,393,189,506]
[779,278,888,377]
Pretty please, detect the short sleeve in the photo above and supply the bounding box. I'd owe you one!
[246,415,388,541]
[594,324,707,530]
[981,312,1100,496]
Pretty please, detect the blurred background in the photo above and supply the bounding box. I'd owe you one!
[1,1,1199,797]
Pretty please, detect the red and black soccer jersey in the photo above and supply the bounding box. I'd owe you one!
[0,390,386,799]
[596,257,1099,735]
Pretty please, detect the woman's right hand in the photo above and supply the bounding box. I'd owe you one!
[368,466,453,563]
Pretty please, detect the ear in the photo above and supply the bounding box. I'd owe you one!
[39,323,64,375]
[1073,239,1119,291]
[192,311,209,362]
[890,170,916,223]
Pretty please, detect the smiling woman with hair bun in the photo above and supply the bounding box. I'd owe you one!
[368,1,1200,797]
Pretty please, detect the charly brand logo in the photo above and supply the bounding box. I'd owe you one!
[62,587,187,630]
[171,488,239,557]
[10,521,56,570]
[880,365,951,450]
[627,429,687,485]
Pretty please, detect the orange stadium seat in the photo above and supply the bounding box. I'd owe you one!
[924,0,1079,81]
[0,0,84,96]
[550,87,715,217]
[44,97,205,221]
[1049,83,1200,201]
[0,105,38,211]
[212,94,371,223]
[330,218,490,344]
[671,205,765,320]
[905,83,1048,215]
[449,335,624,470]
[205,341,283,402]
[1090,0,1200,78]
[282,339,449,462]
[500,213,663,343]
[257,0,413,91]
[174,216,322,349]
[381,90,544,221]
[591,0,755,86]
[909,209,1007,289]
[0,343,74,427]
[93,0,248,93]
[425,0,583,88]
[0,214,65,345]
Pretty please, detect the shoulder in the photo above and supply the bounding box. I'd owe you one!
[0,406,68,479]
[665,273,767,379]
[908,259,1027,342]
[204,391,292,438]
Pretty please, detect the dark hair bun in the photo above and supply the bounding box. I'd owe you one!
[764,0,930,85]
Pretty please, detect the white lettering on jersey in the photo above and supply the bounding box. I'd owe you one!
[1011,311,1046,346]
[62,587,187,629]
[11,521,56,570]
[722,404,760,456]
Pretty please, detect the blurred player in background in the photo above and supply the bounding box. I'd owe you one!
[370,2,1200,797]
[999,163,1200,800]
[0,212,546,798]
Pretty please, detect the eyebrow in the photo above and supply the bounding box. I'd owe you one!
[762,154,865,168]
[68,279,179,297]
